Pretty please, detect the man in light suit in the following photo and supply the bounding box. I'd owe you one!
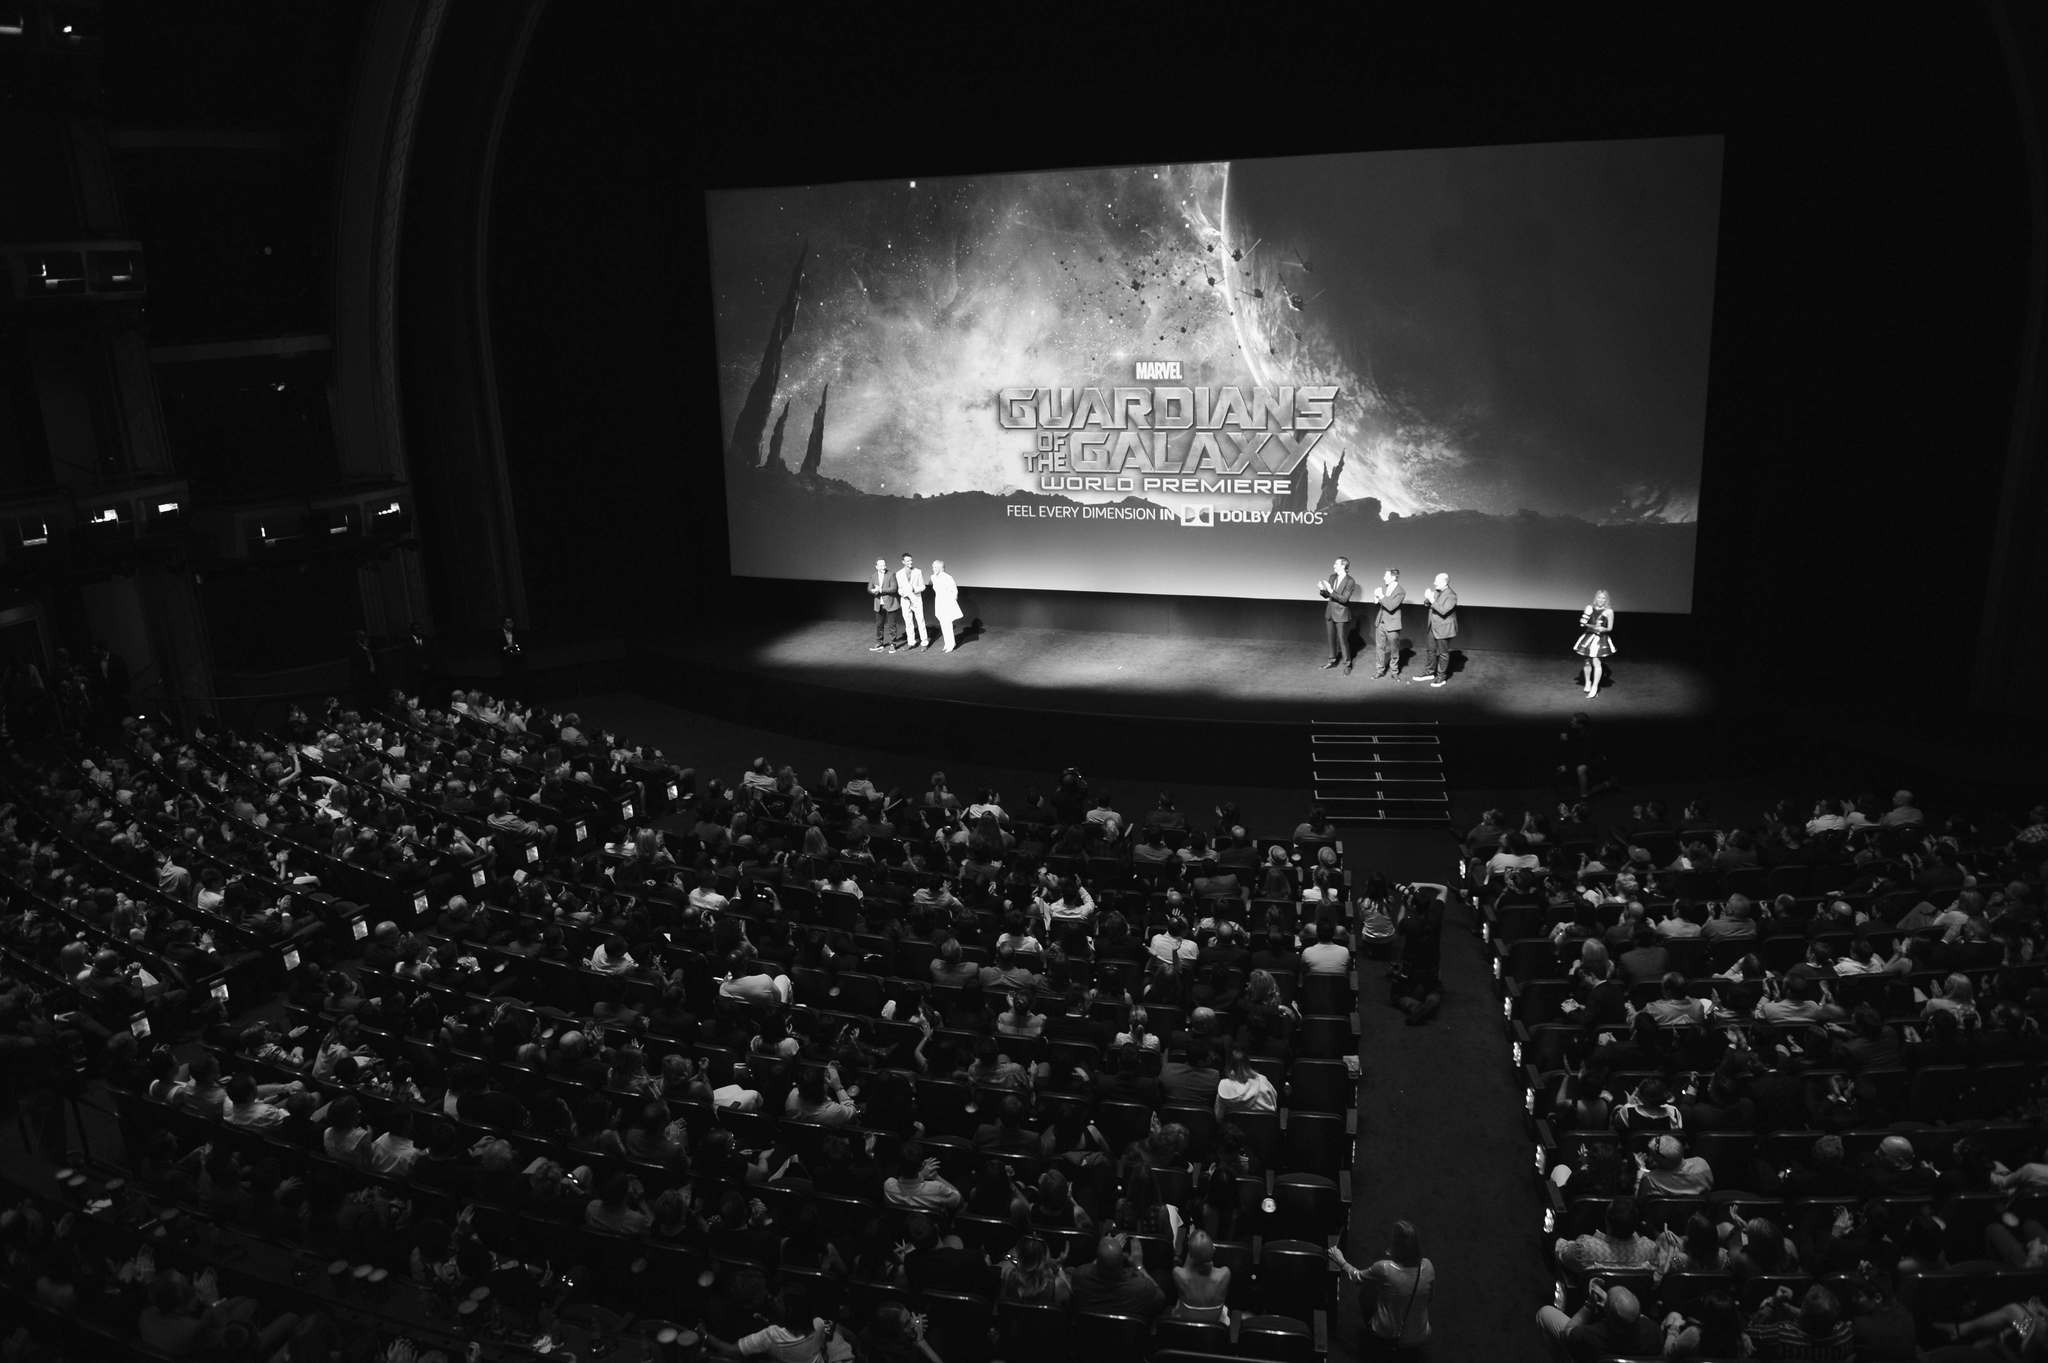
[1419,571,1458,688]
[868,558,904,653]
[896,553,930,649]
[1316,556,1359,673]
[930,560,962,652]
[1371,568,1405,679]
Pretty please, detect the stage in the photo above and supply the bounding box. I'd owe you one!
[660,619,1709,724]
[637,619,1727,792]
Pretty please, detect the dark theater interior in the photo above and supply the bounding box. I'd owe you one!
[1,3,2046,1360]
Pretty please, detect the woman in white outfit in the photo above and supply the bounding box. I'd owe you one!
[931,560,963,652]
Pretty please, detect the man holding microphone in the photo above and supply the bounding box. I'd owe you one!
[1417,572,1458,688]
[1371,568,1405,679]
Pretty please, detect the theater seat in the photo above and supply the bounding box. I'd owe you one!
[1236,1314,1313,1362]
[1283,1111,1352,1180]
[917,1290,994,1363]
[996,1300,1069,1355]
[1296,1014,1358,1059]
[1152,1317,1232,1354]
[1287,1058,1354,1116]
[1069,1311,1148,1363]
[1255,1240,1332,1325]
[1300,974,1354,1015]
[1269,1173,1345,1243]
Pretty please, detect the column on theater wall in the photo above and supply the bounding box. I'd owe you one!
[131,572,218,730]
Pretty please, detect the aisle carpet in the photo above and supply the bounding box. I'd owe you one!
[1335,827,1551,1363]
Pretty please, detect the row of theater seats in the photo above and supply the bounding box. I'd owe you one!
[1476,814,2048,1361]
[5,696,1377,1361]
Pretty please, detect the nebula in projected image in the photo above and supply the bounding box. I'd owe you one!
[707,136,1721,612]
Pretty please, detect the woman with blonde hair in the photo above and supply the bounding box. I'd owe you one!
[1172,1228,1232,1322]
[999,1231,1071,1306]
[1214,1048,1278,1119]
[1574,589,1616,698]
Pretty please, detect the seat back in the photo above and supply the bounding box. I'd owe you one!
[1269,1173,1344,1242]
[996,1300,1071,1355]
[1152,1318,1233,1355]
[1300,974,1354,1015]
[1256,1240,1333,1322]
[1287,1058,1353,1115]
[918,1289,995,1363]
[1283,1111,1352,1179]
[1237,1314,1314,1363]
[1295,1013,1357,1059]
[1070,1311,1151,1363]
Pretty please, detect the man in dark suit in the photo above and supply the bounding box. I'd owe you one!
[867,557,904,653]
[403,622,435,699]
[1371,567,1405,679]
[91,643,131,720]
[1420,571,1458,688]
[1316,556,1360,672]
[349,630,381,708]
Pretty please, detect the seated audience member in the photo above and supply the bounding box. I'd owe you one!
[1699,894,1759,939]
[1170,1229,1231,1322]
[1537,1280,1658,1361]
[1214,1047,1279,1117]
[1746,1283,1853,1361]
[1300,916,1352,975]
[999,1232,1071,1307]
[1068,1237,1166,1319]
[1554,1197,1662,1279]
[1636,1134,1714,1196]
[1159,1040,1222,1106]
[1641,973,1712,1027]
[884,1143,964,1212]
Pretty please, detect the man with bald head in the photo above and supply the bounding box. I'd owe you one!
[1879,789,1924,827]
[1536,1278,1658,1360]
[1069,1235,1165,1318]
[1419,571,1458,687]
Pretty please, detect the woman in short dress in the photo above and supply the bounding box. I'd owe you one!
[1573,590,1615,698]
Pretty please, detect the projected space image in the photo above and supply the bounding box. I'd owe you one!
[707,135,1722,612]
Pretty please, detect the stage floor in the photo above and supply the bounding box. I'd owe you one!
[658,619,1713,727]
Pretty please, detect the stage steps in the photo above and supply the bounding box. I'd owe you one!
[1309,719,1450,826]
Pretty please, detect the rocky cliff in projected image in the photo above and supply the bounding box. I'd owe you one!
[707,138,1721,612]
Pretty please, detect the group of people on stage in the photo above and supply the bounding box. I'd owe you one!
[855,549,1617,691]
[867,553,963,654]
[1316,558,1617,694]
